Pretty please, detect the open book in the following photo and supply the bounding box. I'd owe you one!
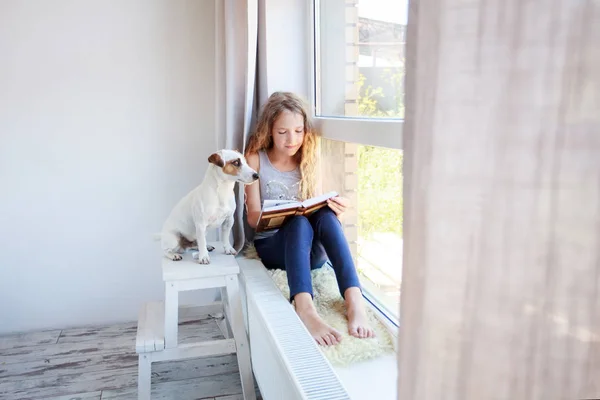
[255,191,338,232]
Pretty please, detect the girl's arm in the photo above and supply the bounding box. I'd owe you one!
[245,152,262,229]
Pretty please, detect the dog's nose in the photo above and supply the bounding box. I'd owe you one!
[252,173,259,180]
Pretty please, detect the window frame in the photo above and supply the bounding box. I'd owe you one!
[307,0,403,150]
[307,0,403,325]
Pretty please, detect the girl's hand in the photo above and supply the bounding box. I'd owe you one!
[327,196,350,220]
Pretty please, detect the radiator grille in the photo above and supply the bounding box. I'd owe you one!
[239,258,351,400]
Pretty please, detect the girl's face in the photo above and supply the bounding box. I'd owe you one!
[271,110,305,157]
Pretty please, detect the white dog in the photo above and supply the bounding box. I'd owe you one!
[159,149,258,264]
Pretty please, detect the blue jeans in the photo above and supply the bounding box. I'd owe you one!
[254,207,361,301]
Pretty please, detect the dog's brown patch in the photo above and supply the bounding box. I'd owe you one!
[178,235,197,249]
[208,153,224,167]
[223,158,241,176]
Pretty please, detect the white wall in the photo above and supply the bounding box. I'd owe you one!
[0,0,218,334]
[258,0,310,103]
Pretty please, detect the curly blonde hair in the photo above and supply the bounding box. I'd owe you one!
[245,92,320,200]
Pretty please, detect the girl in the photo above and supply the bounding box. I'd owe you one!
[244,91,374,346]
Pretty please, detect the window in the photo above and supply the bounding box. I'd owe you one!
[314,0,406,119]
[320,138,403,319]
[310,0,406,321]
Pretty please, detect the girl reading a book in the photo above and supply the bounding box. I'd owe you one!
[244,91,374,346]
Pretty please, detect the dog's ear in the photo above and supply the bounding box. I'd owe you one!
[208,152,224,168]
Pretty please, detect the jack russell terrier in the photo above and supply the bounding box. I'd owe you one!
[159,149,258,264]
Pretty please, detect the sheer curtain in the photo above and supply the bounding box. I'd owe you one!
[214,0,258,252]
[398,1,600,399]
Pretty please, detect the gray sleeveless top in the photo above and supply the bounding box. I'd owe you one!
[254,150,301,240]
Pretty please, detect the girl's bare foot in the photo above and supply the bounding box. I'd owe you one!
[294,293,343,346]
[345,287,375,339]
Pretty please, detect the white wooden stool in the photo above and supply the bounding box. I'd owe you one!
[135,246,256,400]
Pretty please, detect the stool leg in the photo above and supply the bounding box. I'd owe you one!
[225,275,256,400]
[165,281,178,349]
[218,287,233,339]
[138,354,151,400]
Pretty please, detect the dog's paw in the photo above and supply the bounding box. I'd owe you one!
[193,252,210,264]
[223,245,237,255]
[207,245,215,252]
[166,252,182,261]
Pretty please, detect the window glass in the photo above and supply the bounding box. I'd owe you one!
[320,137,402,319]
[315,0,407,119]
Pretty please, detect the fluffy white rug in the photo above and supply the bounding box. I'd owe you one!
[243,243,395,367]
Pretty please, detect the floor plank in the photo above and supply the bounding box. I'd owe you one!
[57,323,138,345]
[0,353,240,399]
[0,319,222,367]
[0,330,62,350]
[0,316,252,400]
[0,336,135,366]
[0,343,234,383]
[41,391,102,400]
[100,373,243,400]
[57,316,217,345]
[151,355,239,384]
[0,352,139,381]
[179,319,224,345]
[0,365,137,399]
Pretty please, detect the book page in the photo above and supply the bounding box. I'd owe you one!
[263,199,297,207]
[263,199,301,212]
[300,191,338,208]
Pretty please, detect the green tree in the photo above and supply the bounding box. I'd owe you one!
[356,67,404,239]
[357,66,405,119]
[357,145,403,238]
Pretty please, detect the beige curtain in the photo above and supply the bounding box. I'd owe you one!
[215,0,258,252]
[398,1,600,399]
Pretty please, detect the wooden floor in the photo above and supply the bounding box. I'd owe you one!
[0,311,257,400]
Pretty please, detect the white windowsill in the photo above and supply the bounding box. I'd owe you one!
[335,354,398,400]
[333,299,399,400]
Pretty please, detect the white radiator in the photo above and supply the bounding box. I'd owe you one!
[237,258,351,400]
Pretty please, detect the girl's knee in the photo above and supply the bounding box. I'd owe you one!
[284,215,314,237]
[311,206,340,225]
[287,215,311,227]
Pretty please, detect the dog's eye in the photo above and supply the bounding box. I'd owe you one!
[232,160,241,167]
